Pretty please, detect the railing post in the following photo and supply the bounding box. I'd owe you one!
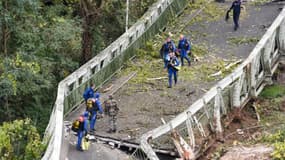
[232,76,242,108]
[279,19,285,54]
[263,32,276,85]
[214,87,224,137]
[186,111,195,148]
[250,58,258,97]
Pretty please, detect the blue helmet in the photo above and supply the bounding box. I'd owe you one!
[95,92,100,98]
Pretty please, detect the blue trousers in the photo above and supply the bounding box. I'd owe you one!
[181,55,191,66]
[168,68,177,87]
[233,12,240,30]
[90,113,97,130]
[77,131,84,150]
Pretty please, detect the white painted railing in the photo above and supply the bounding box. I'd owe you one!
[41,0,188,159]
[140,6,285,160]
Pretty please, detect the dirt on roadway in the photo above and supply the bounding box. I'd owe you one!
[66,0,283,155]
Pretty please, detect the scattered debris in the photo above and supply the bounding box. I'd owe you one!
[161,118,195,160]
[200,88,207,92]
[102,84,113,93]
[186,90,196,96]
[252,102,261,122]
[220,145,273,160]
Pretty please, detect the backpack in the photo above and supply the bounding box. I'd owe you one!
[71,116,84,132]
[86,98,94,113]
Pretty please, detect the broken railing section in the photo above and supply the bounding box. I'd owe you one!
[139,6,285,160]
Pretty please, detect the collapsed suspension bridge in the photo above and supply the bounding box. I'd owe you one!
[41,0,285,160]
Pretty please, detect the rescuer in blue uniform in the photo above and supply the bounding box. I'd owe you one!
[177,34,191,66]
[227,0,242,31]
[89,93,103,133]
[83,83,96,102]
[77,111,89,151]
[160,37,176,68]
[167,52,180,88]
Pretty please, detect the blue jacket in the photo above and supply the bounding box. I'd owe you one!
[178,38,191,57]
[80,112,89,132]
[167,56,180,71]
[83,87,95,101]
[230,0,241,14]
[160,41,176,59]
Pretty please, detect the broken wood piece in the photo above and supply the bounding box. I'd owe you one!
[200,88,207,92]
[210,59,243,77]
[170,127,195,160]
[210,71,222,77]
[252,102,261,122]
[147,77,167,81]
[186,90,196,96]
[224,59,243,70]
[125,128,141,132]
[160,119,195,160]
[103,84,113,93]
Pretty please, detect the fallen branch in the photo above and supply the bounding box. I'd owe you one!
[225,59,243,70]
[102,84,113,93]
[125,128,141,132]
[252,102,261,122]
[147,77,167,81]
[200,88,208,93]
[210,59,243,77]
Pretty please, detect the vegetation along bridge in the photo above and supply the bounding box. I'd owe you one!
[41,0,285,159]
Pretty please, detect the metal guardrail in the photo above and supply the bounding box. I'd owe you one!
[41,0,189,159]
[139,6,285,160]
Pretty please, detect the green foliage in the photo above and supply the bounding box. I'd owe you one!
[0,0,83,134]
[191,44,208,57]
[260,85,285,98]
[128,0,157,26]
[262,130,285,160]
[0,118,45,160]
[188,0,226,25]
[227,36,260,45]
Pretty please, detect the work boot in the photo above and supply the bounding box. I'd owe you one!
[76,147,84,152]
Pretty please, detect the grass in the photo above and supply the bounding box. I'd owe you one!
[257,91,285,160]
[187,0,227,26]
[259,85,285,99]
[227,36,260,45]
[250,0,271,5]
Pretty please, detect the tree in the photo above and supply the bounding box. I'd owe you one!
[0,118,45,160]
[79,0,103,64]
[0,1,82,133]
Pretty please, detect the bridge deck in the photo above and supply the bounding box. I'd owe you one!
[65,1,282,159]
